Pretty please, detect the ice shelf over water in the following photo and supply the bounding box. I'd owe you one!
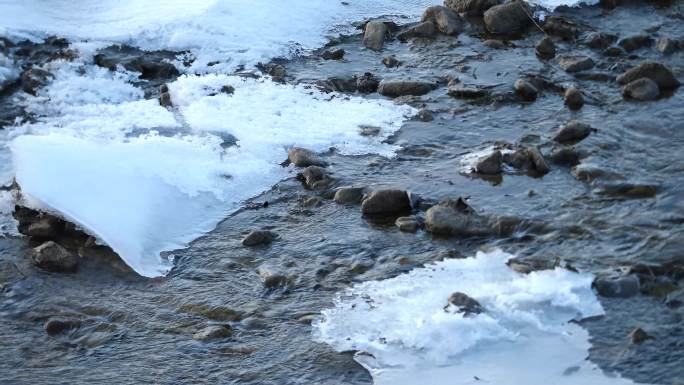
[314,250,643,385]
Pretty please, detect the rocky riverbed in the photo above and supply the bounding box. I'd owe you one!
[1,0,684,384]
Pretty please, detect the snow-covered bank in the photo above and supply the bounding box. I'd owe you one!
[314,250,642,385]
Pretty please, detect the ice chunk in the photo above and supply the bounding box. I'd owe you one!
[314,249,642,385]
[528,0,599,12]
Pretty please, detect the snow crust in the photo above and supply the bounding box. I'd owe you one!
[314,249,643,385]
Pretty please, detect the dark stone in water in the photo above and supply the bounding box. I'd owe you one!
[395,216,420,232]
[558,54,595,73]
[44,317,80,335]
[257,265,290,288]
[32,241,78,273]
[315,76,357,93]
[616,62,680,90]
[297,166,332,190]
[553,121,594,144]
[543,16,582,40]
[260,63,286,82]
[378,80,435,97]
[444,0,500,16]
[593,275,640,298]
[564,87,584,110]
[656,37,680,55]
[629,327,652,344]
[20,68,53,95]
[594,183,659,198]
[448,84,487,99]
[287,148,326,168]
[618,35,653,52]
[159,92,172,107]
[483,1,531,36]
[381,55,400,68]
[421,6,464,36]
[583,32,617,50]
[622,77,660,101]
[361,189,411,216]
[474,150,503,175]
[397,21,436,42]
[356,72,379,93]
[193,325,232,341]
[514,78,538,100]
[526,147,550,175]
[425,198,496,236]
[321,48,345,60]
[446,292,484,316]
[334,186,365,204]
[483,39,506,49]
[242,230,278,247]
[535,37,556,59]
[363,21,388,51]
[549,146,580,165]
[93,45,180,81]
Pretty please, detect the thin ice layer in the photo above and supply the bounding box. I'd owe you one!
[0,0,439,72]
[314,249,642,385]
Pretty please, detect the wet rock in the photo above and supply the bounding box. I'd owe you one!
[287,148,326,168]
[178,304,243,321]
[261,63,286,82]
[656,37,679,55]
[526,147,550,175]
[444,0,500,16]
[594,183,659,198]
[349,260,374,275]
[395,216,420,232]
[571,163,611,182]
[549,146,579,165]
[543,16,582,40]
[448,84,487,99]
[425,198,493,236]
[321,48,345,60]
[474,150,503,175]
[382,55,400,68]
[334,186,365,204]
[446,292,484,316]
[564,87,584,110]
[361,189,412,216]
[618,35,653,52]
[558,54,594,73]
[359,125,381,136]
[93,45,180,81]
[242,230,277,247]
[514,78,538,100]
[32,241,78,273]
[583,32,617,50]
[356,72,379,93]
[397,21,436,42]
[535,37,556,59]
[363,21,388,51]
[159,92,172,107]
[44,317,80,335]
[378,80,435,97]
[622,77,660,101]
[417,108,434,122]
[603,46,624,57]
[24,217,63,239]
[616,62,680,90]
[483,39,506,49]
[193,325,232,341]
[553,121,593,144]
[629,327,652,344]
[593,275,640,298]
[257,265,290,288]
[298,166,332,190]
[665,290,684,309]
[20,68,53,95]
[483,1,531,36]
[220,85,235,94]
[421,6,464,36]
[315,76,357,93]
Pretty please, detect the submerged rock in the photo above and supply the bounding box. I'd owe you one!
[656,37,679,55]
[378,80,435,97]
[445,0,499,16]
[242,230,277,247]
[334,186,365,204]
[616,62,680,90]
[159,92,172,107]
[193,325,232,341]
[425,198,495,236]
[558,55,594,73]
[287,148,326,168]
[20,68,53,95]
[593,275,640,298]
[446,292,484,316]
[622,77,660,101]
[526,147,550,175]
[564,87,584,110]
[583,32,617,50]
[395,216,420,232]
[361,189,412,216]
[356,72,379,93]
[257,265,290,288]
[483,1,531,35]
[448,84,487,99]
[381,55,400,68]
[535,37,556,59]
[483,39,506,49]
[93,45,180,82]
[44,317,81,335]
[618,35,653,52]
[553,121,593,144]
[32,241,78,273]
[542,16,582,40]
[363,21,388,51]
[549,146,580,165]
[594,183,659,198]
[421,6,464,36]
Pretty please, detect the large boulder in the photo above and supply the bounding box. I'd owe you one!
[378,80,435,97]
[425,198,492,236]
[473,150,503,174]
[422,6,464,35]
[32,241,78,273]
[444,0,500,16]
[361,189,412,216]
[483,1,531,36]
[334,186,366,204]
[363,21,388,51]
[616,62,680,90]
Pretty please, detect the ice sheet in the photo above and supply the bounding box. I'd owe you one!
[314,249,643,385]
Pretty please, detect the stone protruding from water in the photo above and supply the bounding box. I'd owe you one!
[483,1,531,36]
[287,148,326,168]
[32,241,78,273]
[363,21,388,51]
[242,230,278,247]
[553,121,594,144]
[361,189,412,216]
[446,292,484,316]
[616,62,680,90]
[421,6,464,36]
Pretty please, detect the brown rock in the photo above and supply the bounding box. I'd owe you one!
[445,0,500,16]
[558,55,594,73]
[421,6,464,35]
[622,77,660,101]
[483,1,531,36]
[32,241,78,273]
[363,21,388,51]
[564,87,584,110]
[361,189,412,216]
[616,62,680,90]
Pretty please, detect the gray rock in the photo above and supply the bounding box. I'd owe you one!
[474,150,503,175]
[261,63,286,81]
[618,35,653,52]
[558,55,595,73]
[242,230,277,247]
[444,0,500,16]
[526,147,550,175]
[629,327,652,344]
[483,1,531,36]
[553,121,593,144]
[361,189,412,216]
[20,68,53,95]
[603,46,624,57]
[356,72,379,93]
[549,146,579,165]
[483,39,506,49]
[321,48,345,60]
[421,6,464,35]
[220,85,235,94]
[378,80,435,97]
[288,148,326,167]
[193,325,232,341]
[593,275,640,298]
[363,21,388,51]
[396,216,420,232]
[514,79,538,100]
[25,217,62,238]
[447,85,487,99]
[298,166,331,190]
[616,62,680,89]
[397,21,436,42]
[382,55,400,68]
[564,87,584,110]
[44,317,80,335]
[665,290,684,309]
[425,199,492,236]
[656,37,679,55]
[257,265,289,288]
[542,16,582,40]
[622,77,660,101]
[583,32,617,49]
[446,292,484,316]
[594,183,659,198]
[32,241,78,273]
[535,37,556,59]
[334,186,365,204]
[159,92,172,107]
[417,108,434,122]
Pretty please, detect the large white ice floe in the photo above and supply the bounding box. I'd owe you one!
[314,249,643,385]
[8,62,414,277]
